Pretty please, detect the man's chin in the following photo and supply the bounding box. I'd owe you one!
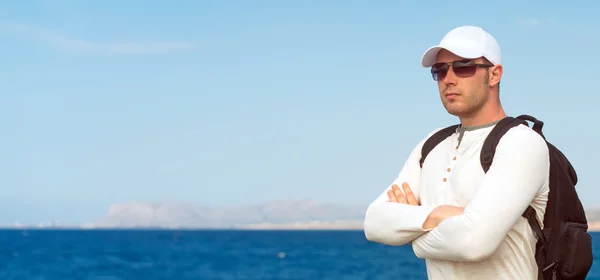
[443,105,468,118]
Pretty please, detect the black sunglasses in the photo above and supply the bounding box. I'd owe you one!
[431,59,493,81]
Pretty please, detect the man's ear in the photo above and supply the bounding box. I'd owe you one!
[489,64,503,87]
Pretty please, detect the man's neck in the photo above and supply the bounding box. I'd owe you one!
[455,110,506,149]
[458,117,505,132]
[459,106,506,127]
[460,115,506,128]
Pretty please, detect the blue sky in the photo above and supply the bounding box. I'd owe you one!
[1,1,599,224]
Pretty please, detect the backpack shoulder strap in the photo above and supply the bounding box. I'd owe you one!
[419,124,459,168]
[480,115,549,280]
[515,114,546,139]
[480,116,526,172]
[479,114,546,172]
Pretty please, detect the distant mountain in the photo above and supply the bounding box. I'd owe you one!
[94,199,367,229]
[92,199,600,230]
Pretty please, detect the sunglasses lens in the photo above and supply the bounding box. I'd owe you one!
[431,60,480,81]
[431,69,447,81]
[431,64,448,81]
[453,65,477,77]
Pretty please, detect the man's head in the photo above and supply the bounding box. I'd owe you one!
[421,26,503,122]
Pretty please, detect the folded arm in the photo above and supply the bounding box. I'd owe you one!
[411,126,550,261]
[363,129,441,246]
[364,198,438,246]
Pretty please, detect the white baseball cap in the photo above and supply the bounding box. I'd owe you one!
[421,25,501,67]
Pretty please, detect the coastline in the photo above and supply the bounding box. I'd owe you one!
[3,221,600,232]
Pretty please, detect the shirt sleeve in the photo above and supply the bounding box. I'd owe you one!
[411,125,550,261]
[363,128,442,246]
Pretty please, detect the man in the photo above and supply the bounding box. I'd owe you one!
[363,25,550,279]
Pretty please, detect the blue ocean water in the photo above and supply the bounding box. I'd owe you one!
[0,229,598,280]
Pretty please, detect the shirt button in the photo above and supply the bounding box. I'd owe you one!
[447,168,451,172]
[443,178,447,182]
[453,156,457,160]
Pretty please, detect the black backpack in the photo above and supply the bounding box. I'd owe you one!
[418,115,593,280]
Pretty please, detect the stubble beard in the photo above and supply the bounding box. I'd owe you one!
[441,72,490,118]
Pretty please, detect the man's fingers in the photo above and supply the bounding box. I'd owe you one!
[402,182,418,206]
[387,190,398,202]
[392,184,408,204]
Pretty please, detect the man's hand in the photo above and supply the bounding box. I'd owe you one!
[387,182,419,206]
[422,205,465,230]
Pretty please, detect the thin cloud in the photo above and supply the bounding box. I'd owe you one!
[516,17,554,27]
[517,18,541,26]
[3,23,195,55]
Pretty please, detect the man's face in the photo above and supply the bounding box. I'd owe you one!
[433,49,492,119]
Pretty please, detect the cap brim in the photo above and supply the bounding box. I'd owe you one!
[421,46,444,67]
[421,45,484,67]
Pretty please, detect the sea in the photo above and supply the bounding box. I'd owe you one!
[1,229,599,280]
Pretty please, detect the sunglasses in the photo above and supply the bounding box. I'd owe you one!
[430,59,493,81]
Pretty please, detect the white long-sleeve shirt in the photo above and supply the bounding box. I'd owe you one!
[363,123,549,280]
